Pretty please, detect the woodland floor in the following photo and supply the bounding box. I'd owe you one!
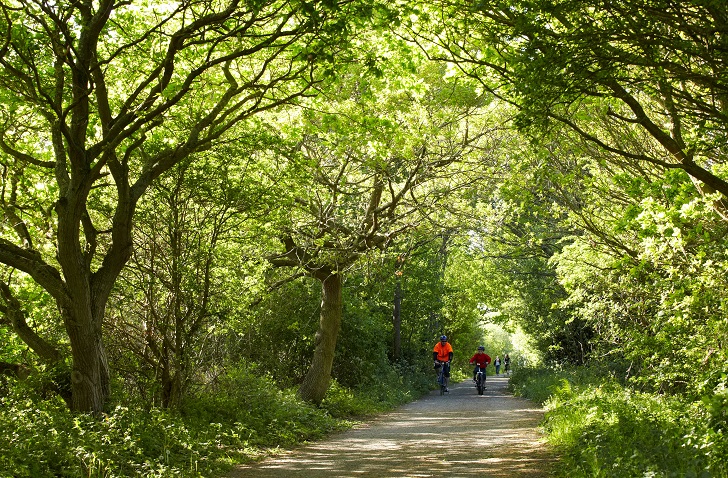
[228,374,558,477]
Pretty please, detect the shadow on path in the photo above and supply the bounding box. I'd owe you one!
[229,375,556,477]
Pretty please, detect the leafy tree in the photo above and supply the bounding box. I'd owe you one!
[105,148,271,408]
[411,0,728,374]
[0,0,386,413]
[389,236,450,363]
[408,0,728,219]
[551,165,728,396]
[232,275,321,387]
[263,40,496,402]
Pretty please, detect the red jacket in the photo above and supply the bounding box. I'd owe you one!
[469,352,491,368]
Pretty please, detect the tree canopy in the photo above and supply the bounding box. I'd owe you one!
[407,0,728,216]
[1,3,728,475]
[0,0,392,412]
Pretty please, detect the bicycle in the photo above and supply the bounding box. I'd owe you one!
[435,360,450,395]
[475,366,486,395]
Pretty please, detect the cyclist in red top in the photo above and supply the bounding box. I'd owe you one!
[469,346,491,382]
[433,335,454,391]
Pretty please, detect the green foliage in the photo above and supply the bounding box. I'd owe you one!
[0,393,238,478]
[181,363,343,446]
[702,374,728,434]
[0,325,22,362]
[513,366,728,478]
[550,167,728,398]
[0,365,337,477]
[452,148,589,365]
[0,359,432,477]
[509,364,605,405]
[228,276,320,387]
[322,362,430,418]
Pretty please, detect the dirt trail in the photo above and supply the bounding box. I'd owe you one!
[229,375,557,477]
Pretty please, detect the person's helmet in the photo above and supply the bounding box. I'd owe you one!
[440,335,447,341]
[478,345,485,350]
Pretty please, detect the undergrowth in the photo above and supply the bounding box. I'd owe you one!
[0,362,428,478]
[510,366,728,477]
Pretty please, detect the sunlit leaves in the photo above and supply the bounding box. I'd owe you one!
[548,159,728,396]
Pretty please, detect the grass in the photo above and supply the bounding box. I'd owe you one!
[0,362,430,478]
[509,366,728,478]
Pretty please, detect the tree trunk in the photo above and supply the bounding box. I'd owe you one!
[64,307,110,414]
[392,279,402,361]
[298,272,342,404]
[56,240,113,413]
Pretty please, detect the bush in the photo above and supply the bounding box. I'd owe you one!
[181,363,344,446]
[0,364,342,477]
[0,394,231,477]
[0,360,429,477]
[322,361,430,418]
[514,366,728,478]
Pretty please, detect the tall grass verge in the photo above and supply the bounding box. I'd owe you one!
[0,361,429,477]
[509,366,727,477]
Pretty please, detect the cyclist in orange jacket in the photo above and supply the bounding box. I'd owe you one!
[433,335,454,391]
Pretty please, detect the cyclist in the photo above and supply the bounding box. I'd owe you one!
[469,346,491,384]
[433,335,454,392]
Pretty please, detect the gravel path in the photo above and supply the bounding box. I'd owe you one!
[229,375,557,477]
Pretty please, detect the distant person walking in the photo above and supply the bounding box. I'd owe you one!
[504,354,511,375]
[494,356,501,375]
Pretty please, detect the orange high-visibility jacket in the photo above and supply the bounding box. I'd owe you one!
[433,342,453,362]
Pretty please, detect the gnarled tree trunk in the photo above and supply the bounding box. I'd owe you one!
[298,272,342,404]
[392,279,402,361]
[65,314,110,413]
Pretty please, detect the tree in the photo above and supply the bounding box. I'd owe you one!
[0,0,383,413]
[547,154,728,394]
[264,43,495,403]
[106,149,269,408]
[408,0,728,220]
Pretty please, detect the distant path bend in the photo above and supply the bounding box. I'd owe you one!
[229,375,557,477]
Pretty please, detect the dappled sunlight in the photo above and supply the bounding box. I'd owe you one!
[231,376,555,477]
